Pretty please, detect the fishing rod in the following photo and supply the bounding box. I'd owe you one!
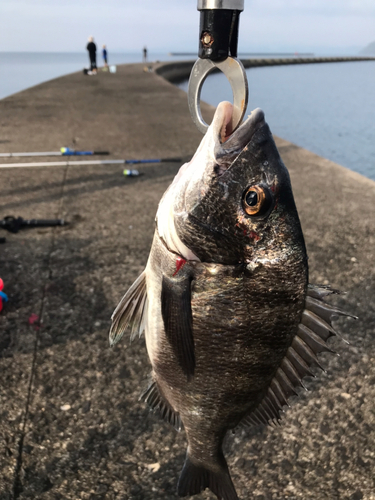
[0,147,109,158]
[0,157,182,169]
[0,215,67,233]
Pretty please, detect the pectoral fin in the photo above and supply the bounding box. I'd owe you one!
[161,274,195,379]
[109,271,147,346]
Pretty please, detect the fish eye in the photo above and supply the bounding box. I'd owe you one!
[242,185,273,217]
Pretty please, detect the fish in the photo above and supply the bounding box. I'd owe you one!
[109,101,354,500]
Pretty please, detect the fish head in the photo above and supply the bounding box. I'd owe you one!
[157,101,306,266]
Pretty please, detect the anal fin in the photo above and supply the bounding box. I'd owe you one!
[140,381,182,431]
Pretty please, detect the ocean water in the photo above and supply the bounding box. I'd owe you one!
[178,61,375,180]
[0,51,193,100]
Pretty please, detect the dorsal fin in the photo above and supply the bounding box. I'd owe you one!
[140,380,182,431]
[239,283,356,428]
[109,271,148,346]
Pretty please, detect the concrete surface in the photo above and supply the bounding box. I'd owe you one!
[0,62,374,500]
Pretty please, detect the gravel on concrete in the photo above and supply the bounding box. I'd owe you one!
[0,62,374,500]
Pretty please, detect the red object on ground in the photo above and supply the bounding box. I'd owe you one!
[28,313,41,329]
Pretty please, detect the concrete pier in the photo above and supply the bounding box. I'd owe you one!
[156,55,375,82]
[0,62,374,500]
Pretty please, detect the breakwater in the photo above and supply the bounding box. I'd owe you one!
[155,55,375,83]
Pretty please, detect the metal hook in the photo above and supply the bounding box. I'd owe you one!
[187,56,249,135]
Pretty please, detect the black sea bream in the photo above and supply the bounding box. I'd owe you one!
[110,102,353,500]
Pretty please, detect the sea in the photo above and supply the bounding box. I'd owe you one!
[1,52,374,180]
[178,60,375,181]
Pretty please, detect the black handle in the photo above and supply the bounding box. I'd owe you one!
[22,219,67,228]
[0,216,67,233]
[198,9,241,62]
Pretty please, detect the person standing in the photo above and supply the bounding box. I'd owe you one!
[143,46,148,63]
[86,36,97,74]
[102,45,108,68]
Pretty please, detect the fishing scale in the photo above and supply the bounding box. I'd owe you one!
[188,0,249,134]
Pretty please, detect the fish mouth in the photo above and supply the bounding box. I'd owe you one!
[213,101,265,171]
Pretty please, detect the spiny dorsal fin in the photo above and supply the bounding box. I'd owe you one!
[239,283,356,428]
[109,271,147,346]
[140,381,182,431]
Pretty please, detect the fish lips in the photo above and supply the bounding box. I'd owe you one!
[214,107,266,174]
[180,106,270,217]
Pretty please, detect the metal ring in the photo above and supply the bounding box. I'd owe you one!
[197,0,244,10]
[187,57,249,135]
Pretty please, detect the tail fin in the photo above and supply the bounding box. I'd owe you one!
[177,454,238,500]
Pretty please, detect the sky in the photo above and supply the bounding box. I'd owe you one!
[1,0,374,55]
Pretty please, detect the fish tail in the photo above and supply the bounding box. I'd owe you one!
[177,452,238,500]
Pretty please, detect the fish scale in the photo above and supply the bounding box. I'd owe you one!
[109,101,354,500]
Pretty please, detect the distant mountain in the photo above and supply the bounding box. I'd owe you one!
[359,41,375,55]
